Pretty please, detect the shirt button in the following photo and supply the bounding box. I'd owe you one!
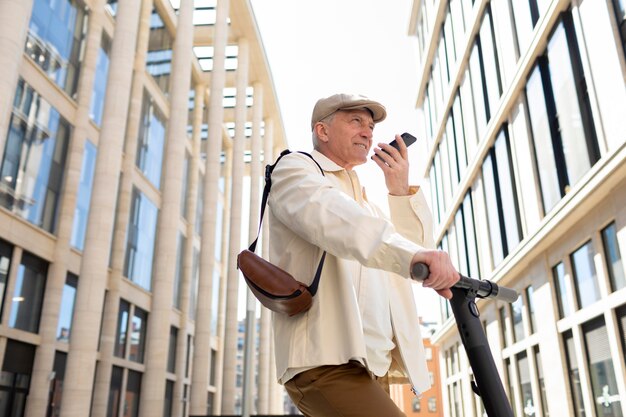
[392,263,401,273]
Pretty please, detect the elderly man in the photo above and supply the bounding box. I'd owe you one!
[267,93,459,416]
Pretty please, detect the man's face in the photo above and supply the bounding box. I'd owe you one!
[318,109,375,170]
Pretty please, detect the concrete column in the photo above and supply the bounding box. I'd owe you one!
[257,115,273,414]
[60,0,142,415]
[89,0,154,415]
[0,0,34,157]
[221,37,249,415]
[213,142,233,414]
[190,0,231,413]
[24,1,107,416]
[139,0,194,415]
[172,80,205,417]
[242,82,263,417]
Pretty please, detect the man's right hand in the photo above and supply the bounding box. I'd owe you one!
[410,250,460,299]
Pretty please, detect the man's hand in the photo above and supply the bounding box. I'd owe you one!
[372,134,410,196]
[411,250,460,299]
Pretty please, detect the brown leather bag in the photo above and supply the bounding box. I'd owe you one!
[237,150,326,316]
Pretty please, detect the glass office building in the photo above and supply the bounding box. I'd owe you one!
[409,0,626,416]
[0,0,286,416]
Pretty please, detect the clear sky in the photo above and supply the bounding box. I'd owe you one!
[248,0,443,324]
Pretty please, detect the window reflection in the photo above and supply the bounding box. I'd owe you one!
[124,188,158,291]
[89,34,111,126]
[71,140,96,250]
[25,0,87,97]
[0,79,71,233]
[602,222,625,291]
[136,90,166,189]
[147,8,174,96]
[9,252,48,333]
[564,331,585,417]
[553,262,572,318]
[56,273,78,342]
[583,319,623,417]
[571,241,600,309]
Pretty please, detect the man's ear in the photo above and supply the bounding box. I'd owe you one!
[314,123,329,143]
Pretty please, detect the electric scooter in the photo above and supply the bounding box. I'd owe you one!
[412,263,518,417]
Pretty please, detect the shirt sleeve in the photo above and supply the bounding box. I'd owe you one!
[268,152,424,278]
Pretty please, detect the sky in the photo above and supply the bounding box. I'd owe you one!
[248,0,443,324]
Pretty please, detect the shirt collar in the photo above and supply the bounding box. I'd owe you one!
[310,149,346,173]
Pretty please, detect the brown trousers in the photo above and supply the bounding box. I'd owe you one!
[284,362,407,417]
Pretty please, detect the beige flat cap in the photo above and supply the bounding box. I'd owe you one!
[311,93,387,130]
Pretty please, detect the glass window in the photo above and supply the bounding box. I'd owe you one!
[167,327,177,374]
[469,43,488,138]
[57,273,77,342]
[553,262,572,318]
[195,177,204,236]
[534,347,549,416]
[147,8,174,95]
[494,129,522,252]
[164,380,174,417]
[602,222,625,291]
[412,397,421,412]
[114,300,129,358]
[483,153,505,267]
[460,70,478,150]
[612,0,626,56]
[124,187,158,291]
[428,397,437,412]
[618,304,626,362]
[546,19,599,187]
[89,33,111,126]
[9,252,47,333]
[446,117,460,194]
[444,8,456,69]
[71,140,97,250]
[189,248,199,320]
[462,192,480,278]
[510,0,536,56]
[180,154,190,220]
[211,268,220,335]
[434,152,446,223]
[526,15,600,214]
[0,240,13,320]
[49,351,67,417]
[479,5,502,119]
[136,91,166,188]
[107,366,123,417]
[481,129,522,268]
[0,340,35,416]
[517,351,536,416]
[173,233,185,309]
[215,199,224,260]
[452,94,468,177]
[511,296,524,342]
[525,67,561,212]
[564,331,585,417]
[571,241,601,309]
[499,306,509,347]
[129,307,147,363]
[429,165,440,225]
[583,318,623,417]
[526,286,537,334]
[25,0,87,96]
[454,209,468,276]
[0,79,71,233]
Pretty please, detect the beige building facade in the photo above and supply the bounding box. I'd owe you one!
[409,0,626,416]
[0,0,287,416]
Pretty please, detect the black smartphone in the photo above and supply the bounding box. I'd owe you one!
[388,132,417,152]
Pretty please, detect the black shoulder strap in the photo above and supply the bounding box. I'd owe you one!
[248,149,326,295]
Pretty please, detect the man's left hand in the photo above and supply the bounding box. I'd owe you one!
[372,134,411,196]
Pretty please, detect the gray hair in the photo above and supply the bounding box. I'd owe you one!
[311,113,336,150]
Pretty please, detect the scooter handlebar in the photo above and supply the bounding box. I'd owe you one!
[411,262,519,303]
